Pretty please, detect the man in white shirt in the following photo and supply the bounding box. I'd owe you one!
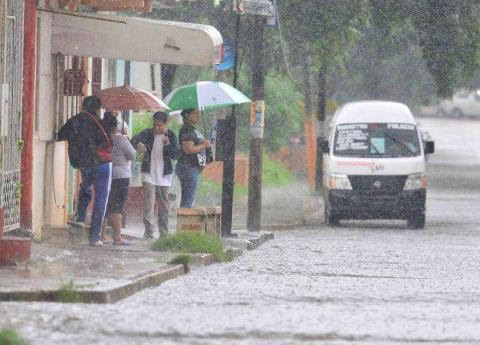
[131,112,179,239]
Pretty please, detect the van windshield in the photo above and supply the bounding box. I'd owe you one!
[333,123,421,158]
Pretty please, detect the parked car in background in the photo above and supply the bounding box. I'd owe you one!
[435,89,480,118]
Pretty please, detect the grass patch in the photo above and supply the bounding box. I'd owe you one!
[57,280,84,303]
[152,232,230,262]
[0,328,29,345]
[194,153,294,206]
[168,254,192,273]
[262,154,295,187]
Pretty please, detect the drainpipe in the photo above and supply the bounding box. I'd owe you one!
[20,0,36,230]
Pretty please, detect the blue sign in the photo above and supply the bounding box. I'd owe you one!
[217,36,235,71]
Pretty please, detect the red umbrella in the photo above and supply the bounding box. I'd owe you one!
[96,85,169,112]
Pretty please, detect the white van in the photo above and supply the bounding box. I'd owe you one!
[322,101,435,229]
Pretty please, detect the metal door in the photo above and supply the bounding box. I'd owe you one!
[0,0,24,231]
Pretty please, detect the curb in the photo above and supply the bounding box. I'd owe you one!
[0,253,215,304]
[233,222,305,231]
[223,232,274,254]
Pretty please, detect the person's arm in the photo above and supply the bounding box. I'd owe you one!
[164,130,179,160]
[131,129,148,152]
[182,140,210,154]
[57,118,72,141]
[121,136,137,161]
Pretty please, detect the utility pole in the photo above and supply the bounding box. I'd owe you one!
[122,60,131,124]
[221,13,241,237]
[247,15,266,232]
[315,62,327,192]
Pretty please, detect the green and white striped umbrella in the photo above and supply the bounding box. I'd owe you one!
[163,81,251,111]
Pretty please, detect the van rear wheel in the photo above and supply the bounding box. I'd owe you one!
[407,213,425,229]
[324,205,340,226]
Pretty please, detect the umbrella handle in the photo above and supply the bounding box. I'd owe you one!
[201,109,209,139]
[201,109,214,164]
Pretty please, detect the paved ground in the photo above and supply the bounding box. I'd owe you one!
[1,117,480,344]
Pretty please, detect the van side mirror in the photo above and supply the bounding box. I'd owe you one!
[424,141,435,154]
[321,140,330,154]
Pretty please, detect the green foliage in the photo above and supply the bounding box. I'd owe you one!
[168,254,192,273]
[262,154,295,188]
[131,111,183,137]
[16,140,24,153]
[194,153,295,208]
[0,329,28,345]
[263,73,304,152]
[14,183,22,202]
[152,232,230,262]
[57,280,84,303]
[412,0,480,97]
[131,112,153,137]
[234,71,304,153]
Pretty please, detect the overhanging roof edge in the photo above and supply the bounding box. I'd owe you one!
[48,9,223,67]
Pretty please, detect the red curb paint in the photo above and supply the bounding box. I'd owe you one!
[0,207,32,266]
[0,238,31,266]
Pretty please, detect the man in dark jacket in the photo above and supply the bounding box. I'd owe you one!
[57,96,112,246]
[131,111,179,239]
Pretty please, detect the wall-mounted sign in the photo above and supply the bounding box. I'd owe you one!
[64,69,88,96]
[234,0,274,17]
[217,36,234,71]
[250,100,265,138]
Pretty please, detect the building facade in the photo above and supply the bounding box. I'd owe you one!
[25,1,222,238]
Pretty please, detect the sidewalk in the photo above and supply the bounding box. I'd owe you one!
[0,181,319,304]
[0,229,273,304]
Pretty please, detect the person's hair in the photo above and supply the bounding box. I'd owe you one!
[102,112,118,133]
[82,96,102,113]
[153,111,169,124]
[180,108,196,118]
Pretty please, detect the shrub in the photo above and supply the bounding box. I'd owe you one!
[152,232,230,262]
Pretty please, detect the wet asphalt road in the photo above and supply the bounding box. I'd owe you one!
[1,117,480,344]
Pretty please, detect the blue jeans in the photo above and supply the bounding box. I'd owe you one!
[77,163,112,243]
[176,163,200,208]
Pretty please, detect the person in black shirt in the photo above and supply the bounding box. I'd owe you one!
[175,108,211,208]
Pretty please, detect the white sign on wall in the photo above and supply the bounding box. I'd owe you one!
[234,0,274,17]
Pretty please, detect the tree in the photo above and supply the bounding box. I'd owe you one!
[413,0,480,97]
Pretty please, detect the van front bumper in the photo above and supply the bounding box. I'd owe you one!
[326,189,426,219]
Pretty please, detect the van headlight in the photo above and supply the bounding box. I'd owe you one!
[404,173,428,190]
[327,174,352,190]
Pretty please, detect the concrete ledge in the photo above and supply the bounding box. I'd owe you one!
[0,265,185,304]
[0,243,216,304]
[233,223,303,231]
[190,253,216,266]
[223,231,274,254]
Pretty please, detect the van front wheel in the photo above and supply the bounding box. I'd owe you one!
[407,213,425,229]
[324,205,340,226]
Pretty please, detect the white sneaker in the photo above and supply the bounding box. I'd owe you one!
[69,220,86,229]
[90,240,103,247]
